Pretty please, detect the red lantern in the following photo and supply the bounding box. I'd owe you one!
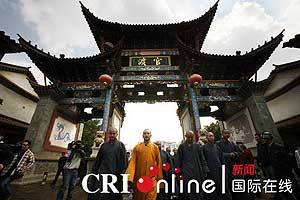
[188,74,202,85]
[99,74,112,84]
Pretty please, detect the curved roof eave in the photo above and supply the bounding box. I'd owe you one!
[176,31,283,79]
[18,34,123,64]
[18,35,123,82]
[80,1,218,50]
[80,1,219,30]
[0,31,22,54]
[176,30,283,61]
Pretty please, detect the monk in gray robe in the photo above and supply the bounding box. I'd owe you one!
[203,132,232,200]
[88,127,127,200]
[216,129,242,200]
[176,130,209,200]
[216,129,241,176]
[155,141,173,200]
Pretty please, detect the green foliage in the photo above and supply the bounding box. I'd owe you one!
[81,119,100,156]
[204,121,221,141]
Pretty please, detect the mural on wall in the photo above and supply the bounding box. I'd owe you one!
[44,112,79,152]
[225,108,256,148]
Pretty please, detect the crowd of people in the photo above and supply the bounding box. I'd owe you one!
[88,128,300,200]
[1,127,300,200]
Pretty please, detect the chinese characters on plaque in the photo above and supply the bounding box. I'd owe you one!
[130,56,171,66]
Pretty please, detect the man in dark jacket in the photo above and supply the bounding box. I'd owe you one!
[261,131,300,200]
[88,127,127,200]
[203,132,232,200]
[216,129,241,176]
[155,141,173,200]
[216,129,241,200]
[52,152,68,186]
[176,130,209,200]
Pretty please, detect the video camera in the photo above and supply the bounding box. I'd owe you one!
[67,140,83,150]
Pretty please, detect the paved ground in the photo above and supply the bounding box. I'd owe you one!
[10,181,87,200]
[10,180,133,200]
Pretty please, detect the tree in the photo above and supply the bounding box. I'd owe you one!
[81,119,100,156]
[204,122,221,141]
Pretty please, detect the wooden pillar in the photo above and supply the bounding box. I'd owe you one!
[188,85,201,141]
[102,85,113,140]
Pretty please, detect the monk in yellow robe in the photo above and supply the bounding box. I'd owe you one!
[126,129,163,200]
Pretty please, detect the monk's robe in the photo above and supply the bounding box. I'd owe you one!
[126,142,163,200]
[176,142,209,200]
[88,140,127,200]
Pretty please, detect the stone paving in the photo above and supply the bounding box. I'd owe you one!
[10,181,87,200]
[10,180,134,200]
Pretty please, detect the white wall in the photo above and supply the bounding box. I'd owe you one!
[0,84,37,124]
[0,70,38,98]
[265,68,300,97]
[267,85,300,123]
[111,108,123,139]
[180,108,192,137]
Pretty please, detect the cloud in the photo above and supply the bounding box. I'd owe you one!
[203,1,283,54]
[16,0,217,57]
[202,1,300,80]
[18,0,97,57]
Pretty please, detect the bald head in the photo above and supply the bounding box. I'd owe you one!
[154,141,162,150]
[108,127,118,142]
[206,132,215,144]
[185,130,194,144]
[143,129,152,143]
[108,127,118,133]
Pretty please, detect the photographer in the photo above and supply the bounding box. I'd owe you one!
[56,140,86,200]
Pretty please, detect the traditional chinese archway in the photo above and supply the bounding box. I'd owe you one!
[3,1,284,180]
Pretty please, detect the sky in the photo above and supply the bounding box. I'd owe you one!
[1,0,300,148]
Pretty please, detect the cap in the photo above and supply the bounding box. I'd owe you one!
[261,131,273,139]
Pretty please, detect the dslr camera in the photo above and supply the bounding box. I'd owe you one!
[67,140,83,150]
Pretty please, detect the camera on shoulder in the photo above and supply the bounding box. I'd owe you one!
[67,140,83,150]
